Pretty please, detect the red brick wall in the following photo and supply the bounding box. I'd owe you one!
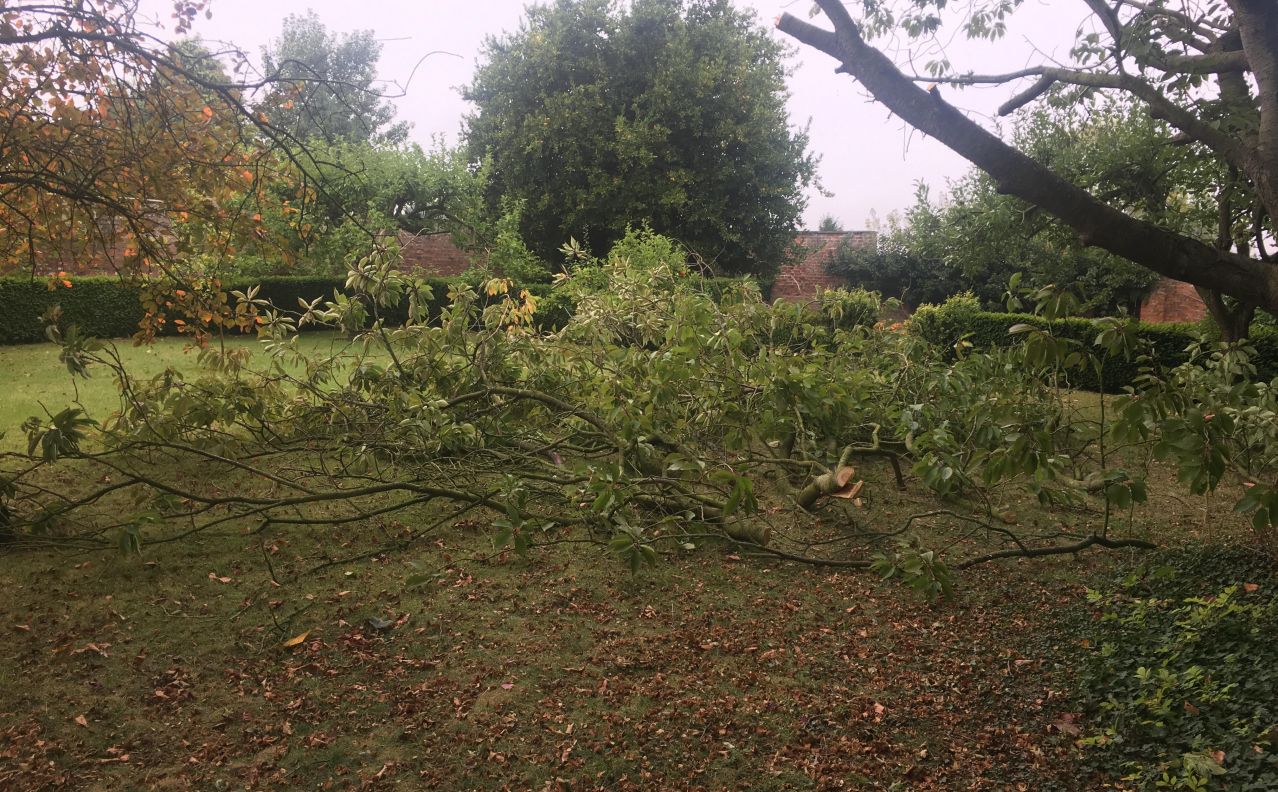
[771,231,875,303]
[396,231,481,277]
[13,218,151,277]
[1139,278,1206,324]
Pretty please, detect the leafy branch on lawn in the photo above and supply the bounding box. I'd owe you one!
[7,229,1273,598]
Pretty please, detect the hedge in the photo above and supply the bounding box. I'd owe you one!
[0,277,147,344]
[0,274,749,345]
[910,297,1278,390]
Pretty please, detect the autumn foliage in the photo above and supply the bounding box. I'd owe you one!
[0,1,302,294]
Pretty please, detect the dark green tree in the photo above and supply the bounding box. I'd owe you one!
[463,0,817,277]
[260,11,409,147]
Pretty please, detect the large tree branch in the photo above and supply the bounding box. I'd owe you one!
[777,3,1278,312]
[1151,48,1250,74]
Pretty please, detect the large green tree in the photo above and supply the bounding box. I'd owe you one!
[228,141,488,277]
[463,0,817,277]
[778,0,1278,340]
[260,11,409,147]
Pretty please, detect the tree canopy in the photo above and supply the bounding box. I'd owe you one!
[778,0,1278,338]
[0,1,438,303]
[464,0,817,277]
[0,1,290,281]
[817,214,844,232]
[260,11,409,147]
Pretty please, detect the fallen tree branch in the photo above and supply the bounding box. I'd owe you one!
[957,534,1157,569]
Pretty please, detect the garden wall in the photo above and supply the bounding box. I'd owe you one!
[771,231,875,303]
[1139,278,1207,324]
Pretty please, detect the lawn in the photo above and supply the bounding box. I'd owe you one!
[0,334,1266,790]
[0,333,364,450]
[0,442,1251,790]
[0,496,1107,790]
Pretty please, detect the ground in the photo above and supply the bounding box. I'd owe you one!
[1,518,1104,791]
[0,334,357,448]
[0,338,1254,790]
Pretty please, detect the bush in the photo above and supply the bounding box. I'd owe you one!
[527,285,574,331]
[909,294,1278,390]
[0,275,449,344]
[1077,550,1278,790]
[0,277,146,343]
[816,287,884,332]
[0,273,754,344]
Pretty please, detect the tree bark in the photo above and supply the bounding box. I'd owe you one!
[776,2,1278,314]
[1196,287,1256,342]
[1229,1,1278,223]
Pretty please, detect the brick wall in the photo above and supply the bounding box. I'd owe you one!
[771,231,875,303]
[396,231,480,277]
[1139,277,1206,324]
[13,218,151,277]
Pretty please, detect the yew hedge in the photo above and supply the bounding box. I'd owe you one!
[0,275,754,344]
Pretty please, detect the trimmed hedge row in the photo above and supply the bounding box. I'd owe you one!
[910,300,1278,390]
[0,275,569,344]
[0,274,747,344]
[0,277,147,343]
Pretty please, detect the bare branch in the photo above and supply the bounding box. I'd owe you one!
[998,75,1057,116]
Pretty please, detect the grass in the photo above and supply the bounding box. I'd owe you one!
[0,508,1095,790]
[0,336,1265,789]
[0,333,366,450]
[0,442,1259,790]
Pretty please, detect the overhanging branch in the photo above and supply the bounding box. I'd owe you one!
[777,3,1278,313]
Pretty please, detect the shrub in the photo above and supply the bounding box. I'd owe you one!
[0,277,146,343]
[814,287,883,333]
[907,292,982,352]
[1077,550,1278,790]
[0,275,438,344]
[907,293,1278,390]
[0,272,751,344]
[526,285,574,332]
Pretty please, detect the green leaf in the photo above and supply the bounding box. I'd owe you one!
[494,525,514,550]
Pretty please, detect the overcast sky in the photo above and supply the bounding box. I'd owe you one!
[138,0,1086,230]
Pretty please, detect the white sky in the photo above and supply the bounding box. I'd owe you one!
[138,0,1088,230]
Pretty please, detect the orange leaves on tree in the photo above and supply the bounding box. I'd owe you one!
[0,2,301,283]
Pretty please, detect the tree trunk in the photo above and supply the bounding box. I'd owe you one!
[1228,1,1278,226]
[1196,287,1257,342]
